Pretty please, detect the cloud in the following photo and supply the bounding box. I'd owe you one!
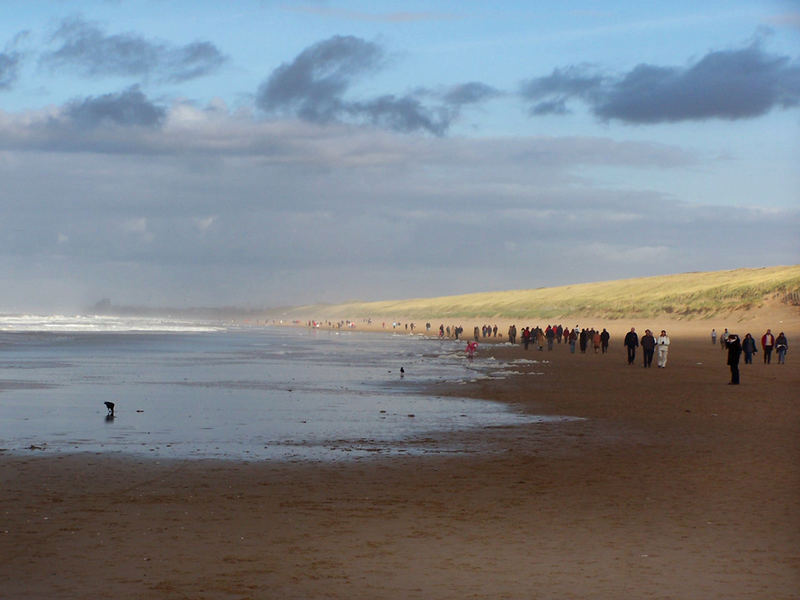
[256,35,384,122]
[41,16,226,82]
[63,85,166,128]
[0,100,697,172]
[0,30,29,91]
[256,35,481,135]
[164,41,228,83]
[521,43,800,123]
[0,51,22,90]
[521,65,604,115]
[0,100,795,308]
[443,82,501,105]
[347,95,454,135]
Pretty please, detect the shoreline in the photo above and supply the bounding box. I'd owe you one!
[2,319,798,598]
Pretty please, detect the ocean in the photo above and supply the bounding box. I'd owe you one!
[0,315,564,461]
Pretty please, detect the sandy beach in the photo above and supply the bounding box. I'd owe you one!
[1,316,798,599]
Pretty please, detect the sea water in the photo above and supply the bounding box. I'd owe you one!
[0,315,564,461]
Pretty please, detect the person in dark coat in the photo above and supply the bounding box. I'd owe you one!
[775,332,788,364]
[624,327,639,365]
[545,326,555,350]
[726,334,742,384]
[579,329,588,353]
[600,328,610,353]
[741,333,757,364]
[640,329,656,367]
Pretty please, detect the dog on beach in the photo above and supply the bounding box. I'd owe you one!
[104,402,115,417]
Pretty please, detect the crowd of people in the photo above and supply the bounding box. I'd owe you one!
[438,323,665,367]
[505,324,609,354]
[304,318,789,384]
[621,327,671,368]
[719,327,789,384]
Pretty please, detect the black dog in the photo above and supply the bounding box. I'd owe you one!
[104,401,115,417]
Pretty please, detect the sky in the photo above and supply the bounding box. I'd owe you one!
[0,0,798,312]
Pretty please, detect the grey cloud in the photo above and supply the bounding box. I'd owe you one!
[521,65,604,115]
[522,66,602,100]
[0,103,695,170]
[0,51,22,90]
[63,86,166,128]
[41,16,226,82]
[3,144,796,308]
[349,95,453,135]
[598,46,800,122]
[257,35,459,135]
[256,35,384,122]
[530,99,568,115]
[166,41,227,82]
[0,118,795,309]
[443,82,500,105]
[522,44,800,123]
[0,30,29,90]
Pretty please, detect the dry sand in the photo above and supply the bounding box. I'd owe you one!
[1,316,798,599]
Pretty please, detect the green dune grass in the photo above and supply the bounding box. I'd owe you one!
[285,266,800,321]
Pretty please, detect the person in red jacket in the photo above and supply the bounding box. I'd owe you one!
[761,329,775,364]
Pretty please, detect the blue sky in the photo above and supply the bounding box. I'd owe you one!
[0,1,798,310]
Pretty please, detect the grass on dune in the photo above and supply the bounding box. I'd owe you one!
[286,266,800,321]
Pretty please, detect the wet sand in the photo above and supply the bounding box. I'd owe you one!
[1,322,799,599]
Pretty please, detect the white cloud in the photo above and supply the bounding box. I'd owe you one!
[122,217,147,233]
[194,216,217,231]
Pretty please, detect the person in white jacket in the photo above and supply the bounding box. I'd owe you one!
[657,330,670,368]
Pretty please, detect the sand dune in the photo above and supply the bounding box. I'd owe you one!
[283,265,800,322]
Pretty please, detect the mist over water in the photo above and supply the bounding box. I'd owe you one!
[0,316,571,461]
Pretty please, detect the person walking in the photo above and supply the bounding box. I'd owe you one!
[624,327,639,365]
[741,333,757,364]
[641,329,655,367]
[761,329,775,364]
[711,328,717,345]
[726,334,742,384]
[568,328,577,354]
[600,328,610,354]
[579,329,588,353]
[656,330,670,368]
[775,332,788,364]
